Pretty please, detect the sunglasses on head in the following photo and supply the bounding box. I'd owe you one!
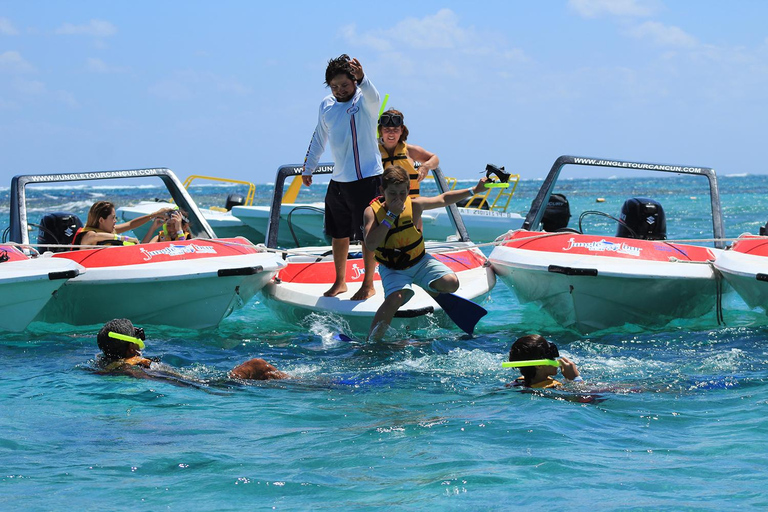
[378,113,403,128]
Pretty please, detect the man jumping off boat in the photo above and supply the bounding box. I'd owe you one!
[302,55,383,301]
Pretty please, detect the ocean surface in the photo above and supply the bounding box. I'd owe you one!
[2,171,768,511]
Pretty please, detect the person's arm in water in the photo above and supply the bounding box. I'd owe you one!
[559,356,582,382]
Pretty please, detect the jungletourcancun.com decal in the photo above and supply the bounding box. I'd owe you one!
[141,244,217,261]
[563,238,641,257]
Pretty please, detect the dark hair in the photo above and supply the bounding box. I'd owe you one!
[381,165,410,190]
[509,334,559,387]
[86,201,116,229]
[377,108,410,142]
[325,54,355,85]
[97,318,138,360]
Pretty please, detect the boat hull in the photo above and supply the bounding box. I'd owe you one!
[263,243,495,334]
[489,231,721,332]
[36,238,285,329]
[0,248,84,332]
[422,207,525,242]
[714,237,768,312]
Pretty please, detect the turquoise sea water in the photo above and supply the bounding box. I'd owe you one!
[2,173,768,510]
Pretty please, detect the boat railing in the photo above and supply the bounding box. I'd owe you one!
[9,168,217,245]
[521,155,725,249]
[265,163,471,249]
[182,175,257,208]
[422,172,520,212]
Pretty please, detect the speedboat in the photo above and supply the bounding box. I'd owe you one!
[260,163,496,335]
[713,234,768,313]
[7,168,286,329]
[488,155,726,333]
[117,175,263,242]
[0,245,84,332]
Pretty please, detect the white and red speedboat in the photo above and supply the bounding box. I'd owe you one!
[7,168,286,329]
[489,155,726,333]
[0,245,84,332]
[714,235,768,313]
[260,164,496,335]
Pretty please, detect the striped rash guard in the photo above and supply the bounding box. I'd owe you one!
[303,75,384,183]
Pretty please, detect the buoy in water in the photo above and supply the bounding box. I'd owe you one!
[596,197,605,203]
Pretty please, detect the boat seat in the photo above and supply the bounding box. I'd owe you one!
[616,197,666,240]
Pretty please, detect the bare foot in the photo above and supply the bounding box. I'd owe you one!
[324,282,348,297]
[350,284,375,301]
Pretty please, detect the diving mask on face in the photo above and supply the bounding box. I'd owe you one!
[378,113,403,128]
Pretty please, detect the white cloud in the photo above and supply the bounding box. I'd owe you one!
[629,21,698,48]
[0,16,19,35]
[86,57,128,74]
[0,51,35,73]
[568,0,656,18]
[341,9,526,61]
[55,19,117,37]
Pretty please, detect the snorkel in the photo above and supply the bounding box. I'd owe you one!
[107,331,145,350]
[503,359,559,368]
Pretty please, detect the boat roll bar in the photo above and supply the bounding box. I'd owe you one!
[9,168,217,245]
[521,155,726,249]
[265,163,471,249]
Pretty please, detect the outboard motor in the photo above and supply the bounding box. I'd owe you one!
[225,193,245,211]
[616,197,666,240]
[37,212,83,252]
[541,193,571,232]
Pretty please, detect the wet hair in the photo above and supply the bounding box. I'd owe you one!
[97,318,139,360]
[325,54,355,85]
[381,165,410,191]
[377,108,410,142]
[509,334,559,387]
[86,201,116,229]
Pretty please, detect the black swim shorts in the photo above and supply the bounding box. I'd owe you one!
[324,175,382,240]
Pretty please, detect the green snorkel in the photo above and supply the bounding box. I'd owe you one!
[108,331,145,349]
[503,359,560,368]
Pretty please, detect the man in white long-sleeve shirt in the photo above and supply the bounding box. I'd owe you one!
[302,55,384,300]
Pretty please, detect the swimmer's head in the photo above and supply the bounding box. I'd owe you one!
[509,334,560,386]
[97,318,146,360]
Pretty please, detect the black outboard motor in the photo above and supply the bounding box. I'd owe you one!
[541,193,571,232]
[225,193,245,211]
[616,197,666,240]
[37,212,83,252]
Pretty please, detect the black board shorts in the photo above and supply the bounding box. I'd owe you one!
[325,175,382,241]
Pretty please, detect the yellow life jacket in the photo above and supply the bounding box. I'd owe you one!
[156,223,191,242]
[72,226,128,249]
[370,196,425,270]
[379,141,420,197]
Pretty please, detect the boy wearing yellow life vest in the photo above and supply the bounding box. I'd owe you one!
[362,165,487,340]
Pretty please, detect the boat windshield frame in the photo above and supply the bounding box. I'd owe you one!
[265,164,470,249]
[8,167,216,246]
[521,155,725,249]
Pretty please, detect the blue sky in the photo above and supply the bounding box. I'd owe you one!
[1,0,767,187]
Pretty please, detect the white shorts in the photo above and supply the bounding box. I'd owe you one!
[378,254,454,298]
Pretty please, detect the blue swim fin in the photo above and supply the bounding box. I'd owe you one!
[433,293,487,336]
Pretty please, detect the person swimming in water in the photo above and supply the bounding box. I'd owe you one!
[508,334,582,388]
[96,318,288,382]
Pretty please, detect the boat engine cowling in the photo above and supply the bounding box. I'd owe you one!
[225,193,245,211]
[616,197,666,240]
[541,193,571,232]
[37,212,83,252]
